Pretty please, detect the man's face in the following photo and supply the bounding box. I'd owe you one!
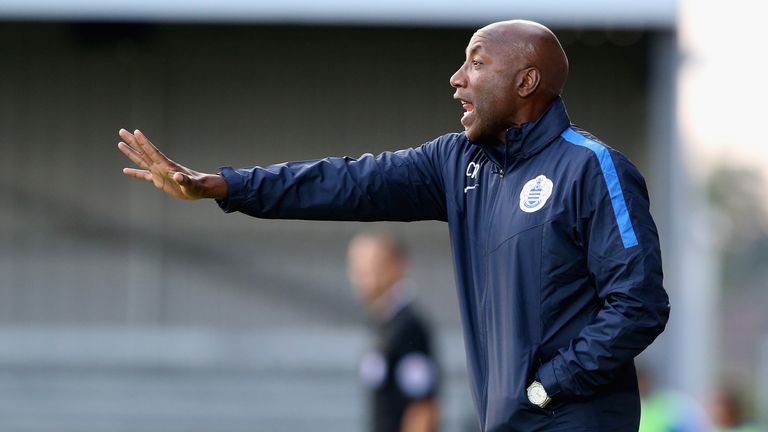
[347,238,404,306]
[450,30,523,143]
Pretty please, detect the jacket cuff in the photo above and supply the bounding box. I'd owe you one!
[537,355,564,398]
[216,166,246,213]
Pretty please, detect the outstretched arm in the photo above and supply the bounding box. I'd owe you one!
[119,128,450,222]
[117,129,228,200]
[215,141,449,222]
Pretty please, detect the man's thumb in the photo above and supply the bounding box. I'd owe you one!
[173,172,187,185]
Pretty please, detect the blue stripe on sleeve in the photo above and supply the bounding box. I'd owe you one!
[561,128,639,248]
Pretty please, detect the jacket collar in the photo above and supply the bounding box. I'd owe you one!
[471,97,571,170]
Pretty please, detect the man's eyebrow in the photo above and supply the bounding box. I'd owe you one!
[466,44,483,57]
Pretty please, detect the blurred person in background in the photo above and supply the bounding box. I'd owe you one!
[637,367,712,432]
[348,232,440,432]
[118,19,669,431]
[711,385,758,432]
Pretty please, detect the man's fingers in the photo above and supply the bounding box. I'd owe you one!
[118,129,145,155]
[122,168,153,182]
[134,129,171,165]
[118,129,153,166]
[117,142,150,169]
[118,128,136,144]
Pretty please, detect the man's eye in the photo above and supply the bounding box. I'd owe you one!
[471,60,482,67]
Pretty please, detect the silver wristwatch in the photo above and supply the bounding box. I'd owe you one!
[526,381,552,408]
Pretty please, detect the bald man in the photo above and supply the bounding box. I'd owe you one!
[118,20,670,431]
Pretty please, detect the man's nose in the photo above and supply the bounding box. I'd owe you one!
[450,66,466,88]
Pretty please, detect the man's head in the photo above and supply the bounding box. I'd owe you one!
[347,232,408,308]
[450,20,569,144]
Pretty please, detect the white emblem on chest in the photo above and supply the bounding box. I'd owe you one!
[519,175,554,213]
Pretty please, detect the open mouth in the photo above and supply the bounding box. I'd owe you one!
[454,95,476,128]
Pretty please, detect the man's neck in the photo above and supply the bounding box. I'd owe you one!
[369,282,412,322]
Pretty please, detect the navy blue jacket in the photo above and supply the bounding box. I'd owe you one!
[217,98,670,431]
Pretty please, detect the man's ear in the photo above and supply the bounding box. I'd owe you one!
[517,67,540,98]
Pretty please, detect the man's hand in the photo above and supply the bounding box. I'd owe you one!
[117,129,227,200]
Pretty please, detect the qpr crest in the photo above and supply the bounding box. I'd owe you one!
[519,175,554,213]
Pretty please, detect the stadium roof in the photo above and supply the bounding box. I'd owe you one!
[0,0,675,28]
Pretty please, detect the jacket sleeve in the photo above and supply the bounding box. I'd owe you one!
[215,138,448,222]
[537,150,671,398]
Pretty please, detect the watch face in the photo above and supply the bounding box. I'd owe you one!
[528,383,547,404]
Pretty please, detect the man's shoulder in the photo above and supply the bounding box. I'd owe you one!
[389,303,432,339]
[423,131,469,152]
[555,126,643,175]
[552,126,649,203]
[435,131,469,143]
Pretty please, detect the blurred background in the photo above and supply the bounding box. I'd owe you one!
[0,0,765,430]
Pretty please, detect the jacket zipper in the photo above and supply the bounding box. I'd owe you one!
[480,161,505,426]
[478,142,511,427]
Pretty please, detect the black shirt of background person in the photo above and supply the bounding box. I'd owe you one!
[360,302,439,432]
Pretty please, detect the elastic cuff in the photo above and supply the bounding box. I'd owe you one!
[536,356,564,398]
[215,166,245,213]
